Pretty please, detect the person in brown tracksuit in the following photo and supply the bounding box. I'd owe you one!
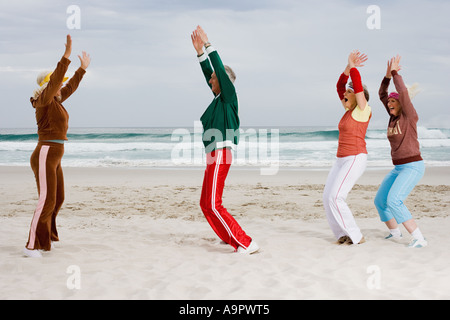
[24,35,91,258]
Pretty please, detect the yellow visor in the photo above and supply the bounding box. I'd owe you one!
[39,72,69,87]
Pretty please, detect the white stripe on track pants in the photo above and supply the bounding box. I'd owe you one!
[200,148,252,251]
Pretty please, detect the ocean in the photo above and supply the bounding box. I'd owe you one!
[1,125,449,170]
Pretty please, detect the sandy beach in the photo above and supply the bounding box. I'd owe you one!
[1,165,449,300]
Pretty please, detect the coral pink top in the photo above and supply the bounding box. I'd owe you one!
[337,106,372,158]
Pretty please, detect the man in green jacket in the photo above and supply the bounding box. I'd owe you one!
[191,26,259,254]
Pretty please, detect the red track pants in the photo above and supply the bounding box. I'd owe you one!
[200,148,252,251]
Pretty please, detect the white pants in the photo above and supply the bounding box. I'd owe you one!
[323,153,367,244]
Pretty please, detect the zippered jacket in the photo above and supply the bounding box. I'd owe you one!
[198,46,239,154]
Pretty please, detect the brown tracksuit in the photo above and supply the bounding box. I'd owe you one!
[26,57,85,251]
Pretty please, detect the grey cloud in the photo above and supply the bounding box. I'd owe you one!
[1,0,449,128]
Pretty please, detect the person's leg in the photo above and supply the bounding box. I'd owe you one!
[200,151,230,245]
[199,149,252,251]
[374,168,402,237]
[386,161,424,225]
[385,161,426,246]
[323,160,346,241]
[51,159,65,243]
[323,154,367,244]
[26,144,58,252]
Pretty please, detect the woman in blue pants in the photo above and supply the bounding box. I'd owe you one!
[374,55,427,248]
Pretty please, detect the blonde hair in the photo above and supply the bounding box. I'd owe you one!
[407,83,420,100]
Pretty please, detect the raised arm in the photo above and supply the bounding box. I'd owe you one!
[348,51,368,111]
[390,55,418,120]
[337,51,367,110]
[192,28,213,89]
[337,66,350,107]
[60,51,90,102]
[196,26,236,102]
[379,59,393,115]
[40,35,72,105]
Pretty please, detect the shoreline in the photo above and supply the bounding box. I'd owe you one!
[1,165,449,186]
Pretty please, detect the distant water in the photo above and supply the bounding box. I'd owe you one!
[1,126,449,169]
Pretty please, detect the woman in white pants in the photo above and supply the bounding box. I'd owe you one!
[323,51,372,245]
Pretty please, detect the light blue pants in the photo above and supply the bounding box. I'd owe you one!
[374,161,425,224]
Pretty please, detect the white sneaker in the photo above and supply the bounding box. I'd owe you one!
[385,233,402,241]
[23,247,43,258]
[407,238,428,248]
[237,241,260,254]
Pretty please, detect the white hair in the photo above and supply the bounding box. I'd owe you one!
[32,82,49,100]
[224,65,236,83]
[32,70,52,101]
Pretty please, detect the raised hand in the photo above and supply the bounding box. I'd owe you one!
[348,50,368,68]
[191,29,204,55]
[64,34,72,59]
[355,52,368,67]
[196,25,209,46]
[385,59,393,78]
[78,51,91,70]
[390,55,402,73]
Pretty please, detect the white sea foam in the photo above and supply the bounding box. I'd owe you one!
[1,126,449,168]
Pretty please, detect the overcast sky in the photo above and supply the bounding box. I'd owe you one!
[1,0,449,129]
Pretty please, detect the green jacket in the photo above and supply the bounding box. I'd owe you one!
[199,46,240,154]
